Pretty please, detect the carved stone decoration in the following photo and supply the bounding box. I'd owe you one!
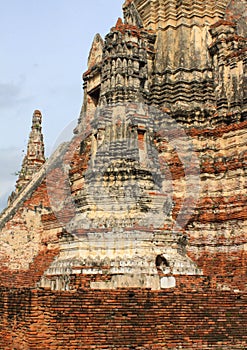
[98,17,155,106]
[209,20,247,124]
[123,0,143,27]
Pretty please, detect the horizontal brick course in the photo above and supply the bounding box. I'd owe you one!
[0,288,246,349]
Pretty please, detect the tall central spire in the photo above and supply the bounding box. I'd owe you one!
[15,110,45,193]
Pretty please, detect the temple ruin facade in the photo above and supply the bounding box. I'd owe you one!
[0,0,246,348]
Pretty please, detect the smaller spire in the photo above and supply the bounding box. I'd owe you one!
[87,33,104,69]
[15,110,45,193]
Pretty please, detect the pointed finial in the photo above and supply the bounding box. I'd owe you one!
[115,17,123,29]
[15,110,46,194]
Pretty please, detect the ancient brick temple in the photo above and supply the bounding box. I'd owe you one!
[0,0,247,349]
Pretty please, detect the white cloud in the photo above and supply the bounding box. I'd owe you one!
[0,80,29,112]
[0,83,21,108]
[0,147,22,211]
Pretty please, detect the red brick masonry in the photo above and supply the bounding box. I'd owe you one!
[0,288,246,349]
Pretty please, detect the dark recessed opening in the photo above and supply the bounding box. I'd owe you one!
[80,140,86,154]
[128,291,135,298]
[156,254,169,268]
[88,86,101,107]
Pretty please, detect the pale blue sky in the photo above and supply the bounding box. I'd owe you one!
[0,0,124,210]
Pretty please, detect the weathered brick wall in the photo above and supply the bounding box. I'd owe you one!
[0,288,246,349]
[186,121,247,292]
[0,178,60,288]
[0,121,246,290]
